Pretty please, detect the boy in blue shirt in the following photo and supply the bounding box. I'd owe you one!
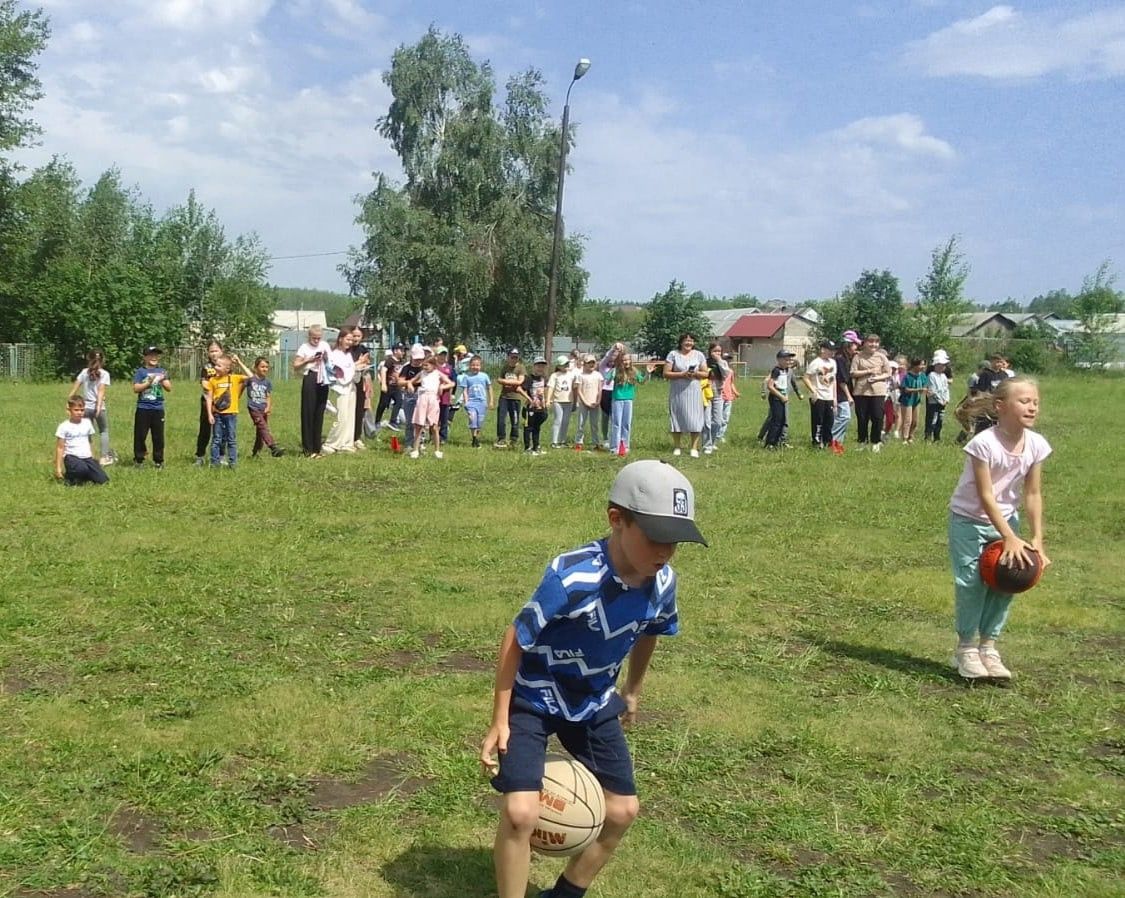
[247,356,285,458]
[132,346,172,467]
[481,460,707,898]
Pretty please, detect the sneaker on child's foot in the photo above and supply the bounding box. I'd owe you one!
[271,446,285,457]
[409,449,420,459]
[320,446,336,455]
[433,450,443,459]
[952,647,989,679]
[689,449,700,458]
[978,646,1012,679]
[703,446,714,455]
[871,443,882,453]
[672,448,682,456]
[193,456,204,467]
[353,440,366,451]
[494,440,507,449]
[385,422,401,432]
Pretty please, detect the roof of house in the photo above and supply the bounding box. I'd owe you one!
[949,312,1019,337]
[271,309,327,331]
[702,307,761,336]
[725,314,792,339]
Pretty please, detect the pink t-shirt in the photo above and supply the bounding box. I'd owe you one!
[949,427,1052,522]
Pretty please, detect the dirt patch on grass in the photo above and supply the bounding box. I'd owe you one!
[266,819,338,851]
[431,652,492,673]
[12,890,100,898]
[2,666,66,695]
[376,650,422,671]
[1008,826,1088,864]
[308,755,429,810]
[1087,740,1122,760]
[107,806,162,854]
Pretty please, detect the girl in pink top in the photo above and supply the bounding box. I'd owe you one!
[947,377,1051,681]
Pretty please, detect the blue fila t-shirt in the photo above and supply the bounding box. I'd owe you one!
[513,538,678,722]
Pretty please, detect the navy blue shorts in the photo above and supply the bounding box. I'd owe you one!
[491,695,636,796]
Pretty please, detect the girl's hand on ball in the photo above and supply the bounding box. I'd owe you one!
[1032,538,1051,569]
[1000,536,1034,569]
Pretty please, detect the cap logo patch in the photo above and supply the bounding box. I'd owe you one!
[672,488,688,517]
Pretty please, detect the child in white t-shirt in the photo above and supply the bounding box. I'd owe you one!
[947,377,1050,681]
[546,355,576,448]
[572,355,603,449]
[408,356,455,458]
[55,397,109,485]
[68,349,115,464]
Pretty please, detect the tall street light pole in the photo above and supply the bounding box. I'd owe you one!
[544,58,590,362]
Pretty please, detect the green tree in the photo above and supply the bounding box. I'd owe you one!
[0,0,49,156]
[1028,288,1074,317]
[909,235,973,356]
[816,269,907,349]
[344,27,587,348]
[635,280,710,358]
[1070,261,1124,368]
[567,297,631,349]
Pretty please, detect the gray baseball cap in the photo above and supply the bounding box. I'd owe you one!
[608,460,707,546]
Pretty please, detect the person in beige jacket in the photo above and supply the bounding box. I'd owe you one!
[848,333,893,450]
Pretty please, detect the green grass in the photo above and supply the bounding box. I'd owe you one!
[1,375,1122,898]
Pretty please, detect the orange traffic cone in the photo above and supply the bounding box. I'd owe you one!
[390,435,401,453]
[574,442,583,452]
[617,440,627,457]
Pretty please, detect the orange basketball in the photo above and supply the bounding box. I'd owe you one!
[529,753,605,857]
[979,539,1042,594]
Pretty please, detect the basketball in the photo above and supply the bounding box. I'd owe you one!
[529,753,605,857]
[979,539,1042,594]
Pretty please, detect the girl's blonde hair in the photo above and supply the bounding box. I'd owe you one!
[614,353,638,386]
[993,375,1038,403]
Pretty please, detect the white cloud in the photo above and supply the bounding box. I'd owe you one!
[199,65,261,94]
[906,5,1125,79]
[833,114,955,160]
[139,0,274,31]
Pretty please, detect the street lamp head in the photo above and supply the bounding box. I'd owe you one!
[573,58,591,81]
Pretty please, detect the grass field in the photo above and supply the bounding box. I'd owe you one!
[0,375,1122,898]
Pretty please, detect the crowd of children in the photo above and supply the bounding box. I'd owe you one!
[51,333,1021,485]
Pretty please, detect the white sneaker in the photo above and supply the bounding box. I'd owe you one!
[433,450,443,459]
[353,440,366,451]
[672,448,682,457]
[689,449,700,458]
[320,446,336,455]
[952,647,989,679]
[100,455,115,466]
[872,443,882,453]
[703,447,714,455]
[978,646,1011,679]
[409,449,420,459]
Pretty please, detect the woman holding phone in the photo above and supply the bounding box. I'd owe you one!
[665,332,708,457]
[294,325,330,457]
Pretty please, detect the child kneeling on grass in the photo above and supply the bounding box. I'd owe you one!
[480,460,707,898]
[56,396,109,485]
[948,376,1051,681]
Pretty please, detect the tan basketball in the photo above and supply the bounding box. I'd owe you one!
[530,753,606,857]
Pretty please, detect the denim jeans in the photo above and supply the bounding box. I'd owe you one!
[211,414,238,466]
[949,512,1018,640]
[497,396,521,442]
[717,399,733,442]
[83,408,110,457]
[703,397,724,450]
[831,399,852,444]
[610,399,633,451]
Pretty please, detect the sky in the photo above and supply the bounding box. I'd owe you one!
[16,0,1125,305]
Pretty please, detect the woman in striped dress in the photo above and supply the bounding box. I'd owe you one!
[665,333,707,457]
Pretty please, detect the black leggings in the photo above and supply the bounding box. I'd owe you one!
[195,395,211,457]
[924,402,945,441]
[854,395,884,445]
[811,400,834,447]
[134,408,165,464]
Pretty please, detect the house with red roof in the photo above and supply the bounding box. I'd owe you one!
[716,312,816,372]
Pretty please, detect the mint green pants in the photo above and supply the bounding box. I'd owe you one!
[948,512,1018,641]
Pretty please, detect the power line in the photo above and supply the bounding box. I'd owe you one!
[266,249,346,259]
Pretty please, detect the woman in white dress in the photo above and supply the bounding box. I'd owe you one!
[665,332,708,457]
